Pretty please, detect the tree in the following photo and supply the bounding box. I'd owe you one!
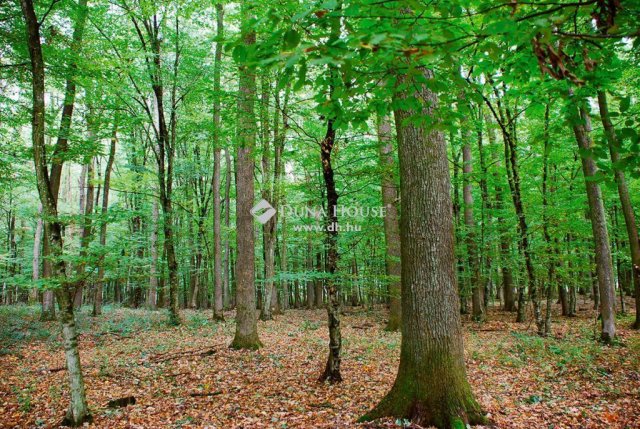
[597,90,640,328]
[230,0,262,350]
[361,67,485,428]
[377,113,401,331]
[19,0,90,423]
[212,2,225,321]
[570,100,616,343]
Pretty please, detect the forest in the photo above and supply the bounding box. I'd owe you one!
[1,0,640,427]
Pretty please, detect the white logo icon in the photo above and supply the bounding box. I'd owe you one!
[250,199,276,224]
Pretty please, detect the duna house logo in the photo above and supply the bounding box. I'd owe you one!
[250,199,276,224]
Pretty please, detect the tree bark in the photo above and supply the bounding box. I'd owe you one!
[361,67,485,428]
[230,3,262,349]
[486,88,541,330]
[223,149,232,309]
[570,101,616,342]
[597,90,640,328]
[148,201,159,310]
[377,113,401,331]
[463,129,483,321]
[20,0,90,423]
[93,123,116,316]
[318,0,342,385]
[212,3,225,321]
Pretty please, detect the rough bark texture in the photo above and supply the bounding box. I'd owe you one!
[377,113,401,331]
[230,5,262,349]
[361,68,485,428]
[212,3,225,321]
[571,102,616,342]
[597,91,640,329]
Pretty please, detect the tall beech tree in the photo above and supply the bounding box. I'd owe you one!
[361,67,485,428]
[19,0,90,424]
[570,100,616,343]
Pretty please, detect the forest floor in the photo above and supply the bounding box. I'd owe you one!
[1,301,639,429]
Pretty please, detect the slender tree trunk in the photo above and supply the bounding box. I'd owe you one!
[463,130,483,321]
[361,67,484,428]
[93,123,117,316]
[314,253,323,308]
[32,205,43,302]
[488,91,541,329]
[223,149,232,309]
[541,105,555,336]
[597,90,640,328]
[281,212,289,311]
[485,116,515,312]
[148,201,159,310]
[259,73,275,321]
[211,3,225,321]
[377,113,402,331]
[20,0,89,423]
[318,0,342,384]
[570,101,616,342]
[231,3,262,349]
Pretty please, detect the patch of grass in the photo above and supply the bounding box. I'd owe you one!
[301,320,320,331]
[0,305,54,352]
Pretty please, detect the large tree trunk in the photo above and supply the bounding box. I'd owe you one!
[571,102,616,342]
[230,3,262,349]
[361,68,485,428]
[20,0,90,424]
[597,91,640,328]
[93,124,117,316]
[377,113,401,331]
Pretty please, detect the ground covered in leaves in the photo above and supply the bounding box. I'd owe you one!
[1,303,639,428]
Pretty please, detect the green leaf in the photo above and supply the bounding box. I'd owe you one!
[619,96,630,113]
[283,29,301,50]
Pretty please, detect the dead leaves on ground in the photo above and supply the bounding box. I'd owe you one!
[1,304,639,428]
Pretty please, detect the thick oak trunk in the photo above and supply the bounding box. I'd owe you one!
[361,68,484,428]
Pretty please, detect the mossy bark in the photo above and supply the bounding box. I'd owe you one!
[361,67,485,428]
